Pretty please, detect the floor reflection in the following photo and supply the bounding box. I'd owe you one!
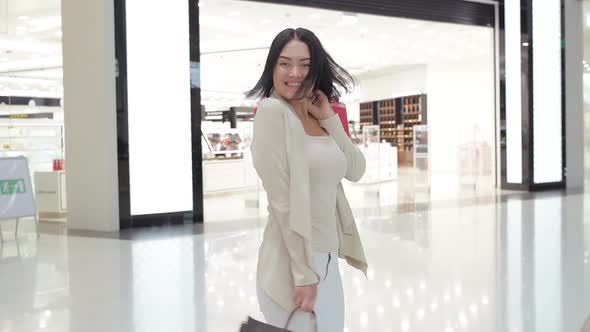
[0,192,589,331]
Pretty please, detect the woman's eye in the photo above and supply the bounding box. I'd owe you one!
[279,63,288,67]
[303,64,311,68]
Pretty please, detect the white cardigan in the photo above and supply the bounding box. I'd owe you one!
[251,93,368,312]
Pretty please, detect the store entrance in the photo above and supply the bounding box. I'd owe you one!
[0,0,66,234]
[199,1,497,222]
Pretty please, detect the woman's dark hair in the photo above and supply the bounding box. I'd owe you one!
[246,28,355,100]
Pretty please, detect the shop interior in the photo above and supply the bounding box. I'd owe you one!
[199,0,497,223]
[0,0,496,228]
[0,0,66,232]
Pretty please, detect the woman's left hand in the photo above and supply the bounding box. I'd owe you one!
[308,90,335,120]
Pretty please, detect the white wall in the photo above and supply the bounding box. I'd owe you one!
[358,65,427,102]
[61,0,119,231]
[426,55,496,175]
[344,65,426,125]
[351,53,495,179]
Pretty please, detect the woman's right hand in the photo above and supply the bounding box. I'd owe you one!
[293,284,318,312]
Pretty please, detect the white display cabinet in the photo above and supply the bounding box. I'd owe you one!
[0,121,64,177]
[357,143,398,184]
[201,127,259,194]
[202,157,258,193]
[34,171,67,217]
[356,125,398,184]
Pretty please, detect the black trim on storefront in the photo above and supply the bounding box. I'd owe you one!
[113,0,130,228]
[499,1,529,191]
[113,0,202,228]
[498,1,508,189]
[189,0,205,224]
[525,0,534,189]
[527,0,566,191]
[241,0,495,27]
[499,0,566,191]
[560,0,566,186]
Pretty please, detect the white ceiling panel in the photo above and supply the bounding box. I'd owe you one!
[199,0,493,109]
[0,0,496,103]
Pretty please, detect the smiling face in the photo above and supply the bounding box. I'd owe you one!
[272,39,311,101]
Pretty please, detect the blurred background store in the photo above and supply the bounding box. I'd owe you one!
[197,0,495,223]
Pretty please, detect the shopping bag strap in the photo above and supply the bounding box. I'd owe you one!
[284,307,317,330]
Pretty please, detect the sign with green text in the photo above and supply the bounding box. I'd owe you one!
[0,179,26,195]
[0,157,36,219]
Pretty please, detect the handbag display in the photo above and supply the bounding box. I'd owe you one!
[239,308,317,332]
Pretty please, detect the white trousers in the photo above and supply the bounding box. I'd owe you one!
[257,252,344,332]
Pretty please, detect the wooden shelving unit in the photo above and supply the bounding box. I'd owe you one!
[378,99,396,143]
[358,94,427,166]
[359,102,375,128]
[400,94,427,151]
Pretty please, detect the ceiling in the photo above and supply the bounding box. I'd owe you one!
[199,0,493,109]
[3,0,587,107]
[0,0,62,98]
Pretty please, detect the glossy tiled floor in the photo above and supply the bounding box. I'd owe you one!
[204,168,499,223]
[1,190,590,332]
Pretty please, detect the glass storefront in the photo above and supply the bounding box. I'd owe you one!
[199,0,497,223]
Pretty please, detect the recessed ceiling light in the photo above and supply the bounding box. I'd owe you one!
[409,23,419,29]
[360,27,369,34]
[18,16,29,21]
[229,11,240,17]
[310,13,321,20]
[379,33,390,40]
[522,42,529,47]
[261,18,272,25]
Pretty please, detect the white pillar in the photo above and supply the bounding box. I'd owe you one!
[565,0,585,189]
[61,0,119,231]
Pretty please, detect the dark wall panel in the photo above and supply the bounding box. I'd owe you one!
[242,0,495,27]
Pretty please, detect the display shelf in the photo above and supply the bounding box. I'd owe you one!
[400,94,427,153]
[359,94,427,165]
[201,127,250,160]
[0,149,61,152]
[0,122,64,178]
[360,102,375,128]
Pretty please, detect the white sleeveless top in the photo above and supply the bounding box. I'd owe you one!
[306,134,347,253]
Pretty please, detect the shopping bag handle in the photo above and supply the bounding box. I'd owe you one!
[284,307,317,330]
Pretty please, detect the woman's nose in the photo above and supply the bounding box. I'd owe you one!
[289,65,303,78]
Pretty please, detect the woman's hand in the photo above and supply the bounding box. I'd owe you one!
[308,90,335,120]
[293,284,318,312]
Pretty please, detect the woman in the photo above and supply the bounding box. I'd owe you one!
[248,28,368,332]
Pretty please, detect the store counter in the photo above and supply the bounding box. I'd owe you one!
[34,171,67,220]
[202,157,259,194]
[356,143,398,184]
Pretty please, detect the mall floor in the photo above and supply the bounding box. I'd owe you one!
[1,187,590,331]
